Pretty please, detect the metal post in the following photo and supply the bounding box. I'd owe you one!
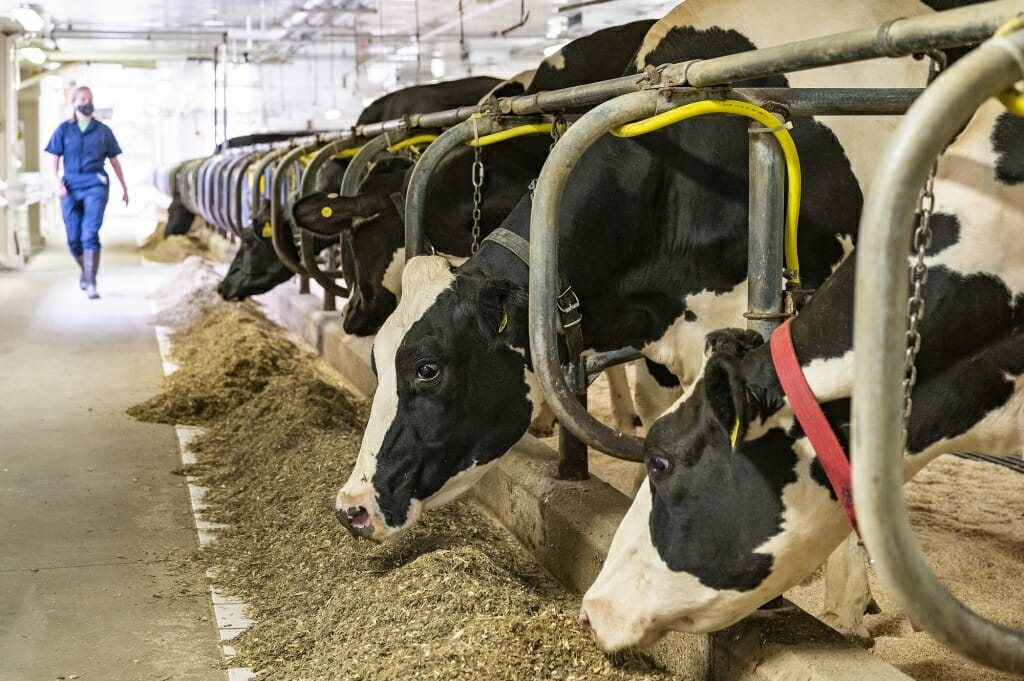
[559,361,589,480]
[746,113,787,339]
[852,29,1024,674]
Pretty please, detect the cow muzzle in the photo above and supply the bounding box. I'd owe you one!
[334,505,374,538]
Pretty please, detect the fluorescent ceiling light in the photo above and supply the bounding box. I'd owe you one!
[11,6,44,32]
[20,46,46,64]
[324,108,342,120]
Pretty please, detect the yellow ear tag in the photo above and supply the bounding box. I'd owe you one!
[498,310,508,334]
[321,206,333,218]
[730,417,741,448]
[261,222,272,238]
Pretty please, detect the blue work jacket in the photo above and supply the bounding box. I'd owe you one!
[45,119,123,181]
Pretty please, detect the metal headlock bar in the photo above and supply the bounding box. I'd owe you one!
[852,25,1024,674]
[270,142,322,278]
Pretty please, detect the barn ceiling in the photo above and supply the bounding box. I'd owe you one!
[4,0,677,75]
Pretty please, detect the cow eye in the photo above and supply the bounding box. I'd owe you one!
[648,454,671,475]
[416,362,440,382]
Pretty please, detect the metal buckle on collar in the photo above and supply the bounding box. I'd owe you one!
[556,286,580,315]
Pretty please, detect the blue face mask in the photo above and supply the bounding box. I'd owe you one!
[76,103,94,116]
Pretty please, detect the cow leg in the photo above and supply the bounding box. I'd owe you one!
[605,363,640,433]
[819,534,875,644]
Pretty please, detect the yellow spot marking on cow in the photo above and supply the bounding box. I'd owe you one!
[327,192,339,199]
[261,222,272,238]
[498,309,508,334]
[730,417,741,449]
[321,206,333,218]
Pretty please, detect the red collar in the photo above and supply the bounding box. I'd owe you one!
[769,317,860,538]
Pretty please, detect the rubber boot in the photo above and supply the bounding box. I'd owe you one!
[73,254,86,290]
[83,250,100,300]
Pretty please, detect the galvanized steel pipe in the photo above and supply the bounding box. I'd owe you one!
[661,0,1024,89]
[852,29,1024,673]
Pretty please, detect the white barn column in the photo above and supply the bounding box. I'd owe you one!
[0,35,23,268]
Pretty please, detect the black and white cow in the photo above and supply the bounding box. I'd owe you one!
[217,76,511,301]
[291,20,658,337]
[217,156,349,301]
[581,98,1024,650]
[333,0,951,540]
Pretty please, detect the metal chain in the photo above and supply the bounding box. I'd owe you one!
[470,114,485,254]
[901,51,946,452]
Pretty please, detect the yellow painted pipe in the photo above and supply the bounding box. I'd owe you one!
[612,99,803,285]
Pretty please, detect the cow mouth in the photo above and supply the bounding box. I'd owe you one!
[334,505,374,538]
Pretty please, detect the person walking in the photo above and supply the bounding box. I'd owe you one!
[45,85,129,299]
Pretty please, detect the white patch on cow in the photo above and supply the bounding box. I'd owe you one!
[799,351,854,404]
[338,256,456,534]
[381,246,405,298]
[643,281,748,386]
[832,234,855,273]
[423,460,498,511]
[542,50,565,71]
[925,101,1024,299]
[633,0,933,192]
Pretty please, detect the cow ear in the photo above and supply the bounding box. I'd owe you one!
[453,275,527,345]
[292,192,387,237]
[703,354,752,450]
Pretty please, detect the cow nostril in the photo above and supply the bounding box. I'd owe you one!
[347,506,370,528]
[579,608,593,633]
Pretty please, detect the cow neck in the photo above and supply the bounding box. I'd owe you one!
[481,227,585,361]
[769,317,860,540]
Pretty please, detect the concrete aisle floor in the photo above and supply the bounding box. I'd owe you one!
[0,219,223,681]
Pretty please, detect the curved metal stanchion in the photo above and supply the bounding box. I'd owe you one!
[339,129,410,196]
[529,90,672,462]
[250,147,291,222]
[299,134,357,196]
[215,154,240,234]
[404,115,541,256]
[230,152,261,236]
[297,135,361,308]
[852,30,1024,674]
[270,143,318,277]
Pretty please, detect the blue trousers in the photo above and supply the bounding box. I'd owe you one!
[61,173,110,256]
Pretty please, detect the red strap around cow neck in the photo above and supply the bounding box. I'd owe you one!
[769,317,860,538]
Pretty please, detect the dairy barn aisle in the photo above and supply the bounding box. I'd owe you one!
[0,218,225,681]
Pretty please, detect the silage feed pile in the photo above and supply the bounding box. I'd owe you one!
[139,219,236,264]
[130,293,666,680]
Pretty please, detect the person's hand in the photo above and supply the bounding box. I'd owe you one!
[121,190,129,207]
[56,184,67,199]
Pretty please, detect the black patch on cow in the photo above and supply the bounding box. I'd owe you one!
[370,271,533,528]
[646,406,797,591]
[637,27,787,88]
[356,77,505,125]
[925,212,962,255]
[992,112,1024,185]
[527,20,655,94]
[644,358,681,389]
[218,223,295,301]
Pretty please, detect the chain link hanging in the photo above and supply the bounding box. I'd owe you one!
[901,51,946,453]
[470,114,485,253]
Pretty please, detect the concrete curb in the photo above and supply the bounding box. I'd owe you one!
[255,282,913,681]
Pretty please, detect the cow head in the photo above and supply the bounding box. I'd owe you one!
[581,328,852,651]
[292,157,412,337]
[217,207,296,301]
[334,255,535,540]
